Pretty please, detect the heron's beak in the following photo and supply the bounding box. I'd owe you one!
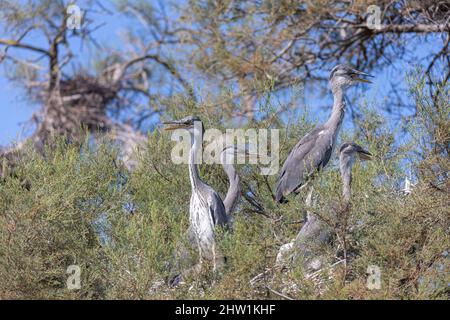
[162,121,189,131]
[351,69,373,84]
[357,149,372,161]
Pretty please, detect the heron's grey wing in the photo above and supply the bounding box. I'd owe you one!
[208,190,229,228]
[276,126,332,202]
[275,136,316,201]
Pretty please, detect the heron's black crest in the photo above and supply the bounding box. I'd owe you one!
[339,142,355,153]
[339,142,371,157]
[182,115,204,134]
[180,115,202,124]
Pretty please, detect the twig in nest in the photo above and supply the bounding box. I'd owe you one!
[249,267,273,286]
[266,285,294,300]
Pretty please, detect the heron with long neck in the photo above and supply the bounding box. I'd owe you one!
[336,142,372,266]
[220,146,242,217]
[339,142,372,208]
[212,131,259,218]
[275,64,373,203]
[164,116,229,270]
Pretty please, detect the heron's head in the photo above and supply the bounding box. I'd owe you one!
[163,115,204,135]
[339,142,372,162]
[329,64,373,91]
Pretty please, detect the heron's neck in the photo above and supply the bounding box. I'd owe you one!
[339,154,353,206]
[220,153,241,215]
[326,87,345,132]
[188,132,203,190]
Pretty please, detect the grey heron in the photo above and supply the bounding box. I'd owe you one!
[210,133,258,218]
[219,140,250,217]
[338,142,372,208]
[164,125,256,286]
[275,64,373,203]
[334,142,372,267]
[220,145,242,221]
[220,142,261,222]
[164,116,229,270]
[276,142,372,269]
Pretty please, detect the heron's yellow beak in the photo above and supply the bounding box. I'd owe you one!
[351,69,373,83]
[354,77,372,84]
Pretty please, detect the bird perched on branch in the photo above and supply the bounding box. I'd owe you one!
[275,64,373,203]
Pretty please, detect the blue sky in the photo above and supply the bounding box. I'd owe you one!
[0,2,445,146]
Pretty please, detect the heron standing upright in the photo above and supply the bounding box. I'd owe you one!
[275,64,373,203]
[164,116,229,270]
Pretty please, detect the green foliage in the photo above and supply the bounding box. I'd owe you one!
[0,140,123,299]
[0,77,448,299]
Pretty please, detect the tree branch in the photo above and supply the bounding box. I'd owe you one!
[0,39,50,57]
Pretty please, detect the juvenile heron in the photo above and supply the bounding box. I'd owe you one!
[275,64,373,203]
[339,142,372,207]
[216,133,258,217]
[164,116,229,270]
[220,145,242,218]
[276,142,372,269]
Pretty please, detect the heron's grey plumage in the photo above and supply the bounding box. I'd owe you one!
[275,64,372,203]
[163,116,229,269]
[276,142,371,269]
[276,125,336,202]
[220,146,242,217]
[339,142,372,205]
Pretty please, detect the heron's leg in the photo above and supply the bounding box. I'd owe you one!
[210,242,215,271]
[292,185,332,271]
[295,183,314,221]
[305,185,315,220]
[196,236,203,266]
[198,247,203,265]
[275,185,315,269]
